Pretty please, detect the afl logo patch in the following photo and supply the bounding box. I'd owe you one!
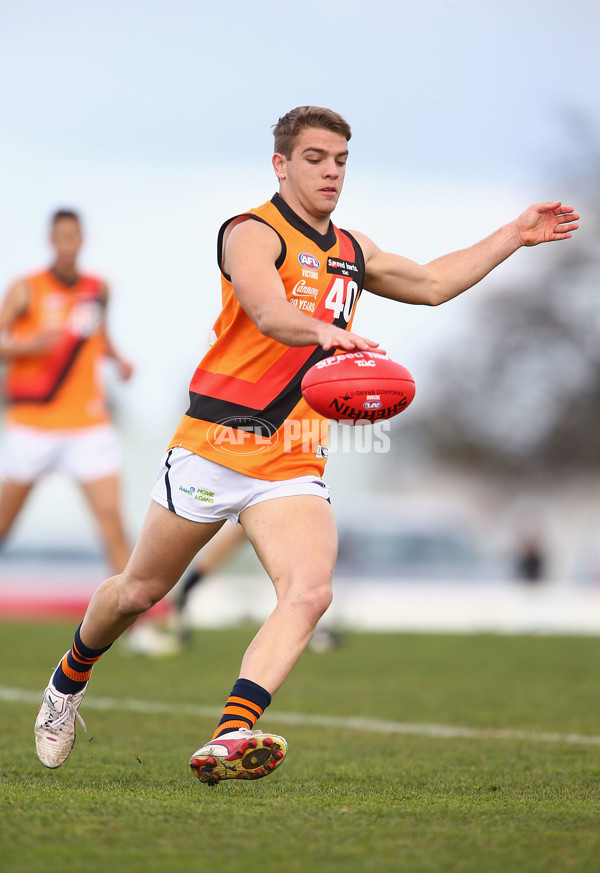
[299,252,320,270]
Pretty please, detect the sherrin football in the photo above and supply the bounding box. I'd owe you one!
[301,352,415,423]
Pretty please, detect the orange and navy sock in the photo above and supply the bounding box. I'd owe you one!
[212,678,271,740]
[51,623,113,695]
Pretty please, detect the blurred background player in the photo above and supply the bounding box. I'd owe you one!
[0,209,135,594]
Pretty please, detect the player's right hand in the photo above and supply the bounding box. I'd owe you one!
[316,321,384,354]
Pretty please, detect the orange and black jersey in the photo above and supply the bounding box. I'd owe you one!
[169,193,366,480]
[4,270,109,430]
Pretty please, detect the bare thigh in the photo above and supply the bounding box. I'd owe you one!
[0,479,35,539]
[234,495,338,693]
[79,473,123,519]
[80,500,227,648]
[240,495,338,598]
[122,500,227,599]
[194,521,247,575]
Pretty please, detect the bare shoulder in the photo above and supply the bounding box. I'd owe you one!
[1,278,30,317]
[345,228,381,262]
[226,215,281,250]
[345,230,425,295]
[223,216,282,273]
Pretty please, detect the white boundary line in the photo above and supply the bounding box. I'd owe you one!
[4,685,600,748]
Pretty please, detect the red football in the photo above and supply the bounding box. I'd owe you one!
[301,352,415,422]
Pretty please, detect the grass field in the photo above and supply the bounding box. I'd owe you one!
[1,621,599,873]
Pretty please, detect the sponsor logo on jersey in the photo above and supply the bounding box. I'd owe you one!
[290,298,315,312]
[292,280,319,298]
[327,257,358,276]
[42,293,68,319]
[67,300,104,338]
[299,252,320,270]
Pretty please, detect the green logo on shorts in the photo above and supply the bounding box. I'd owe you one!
[177,484,215,503]
[194,487,215,504]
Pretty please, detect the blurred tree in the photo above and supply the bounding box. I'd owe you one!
[417,115,600,474]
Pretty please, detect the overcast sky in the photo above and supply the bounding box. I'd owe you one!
[1,0,598,434]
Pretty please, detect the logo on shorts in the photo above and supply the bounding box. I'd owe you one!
[179,485,215,503]
[194,488,215,504]
[207,416,279,456]
[178,484,215,502]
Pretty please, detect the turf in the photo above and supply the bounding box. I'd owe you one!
[1,622,599,872]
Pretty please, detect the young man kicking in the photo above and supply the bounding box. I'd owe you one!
[34,106,579,785]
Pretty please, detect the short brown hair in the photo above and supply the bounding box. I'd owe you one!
[50,209,81,227]
[272,106,352,158]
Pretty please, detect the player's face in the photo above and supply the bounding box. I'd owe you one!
[273,127,348,228]
[50,218,83,269]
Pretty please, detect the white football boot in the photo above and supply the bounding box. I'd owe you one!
[34,669,87,769]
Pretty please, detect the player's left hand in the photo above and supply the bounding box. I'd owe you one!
[517,201,580,246]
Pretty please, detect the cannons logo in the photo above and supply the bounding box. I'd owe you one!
[292,280,319,297]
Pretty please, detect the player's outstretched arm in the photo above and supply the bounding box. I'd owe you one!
[226,218,381,352]
[353,201,580,307]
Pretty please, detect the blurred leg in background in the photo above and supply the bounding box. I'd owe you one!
[0,479,35,548]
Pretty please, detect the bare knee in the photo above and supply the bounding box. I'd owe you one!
[311,583,334,617]
[112,575,163,618]
[282,581,333,626]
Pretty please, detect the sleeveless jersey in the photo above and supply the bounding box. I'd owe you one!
[168,193,365,480]
[4,270,110,430]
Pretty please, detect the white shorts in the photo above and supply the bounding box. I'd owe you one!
[0,423,122,484]
[151,448,330,524]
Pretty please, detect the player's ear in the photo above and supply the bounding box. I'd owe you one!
[272,152,287,181]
